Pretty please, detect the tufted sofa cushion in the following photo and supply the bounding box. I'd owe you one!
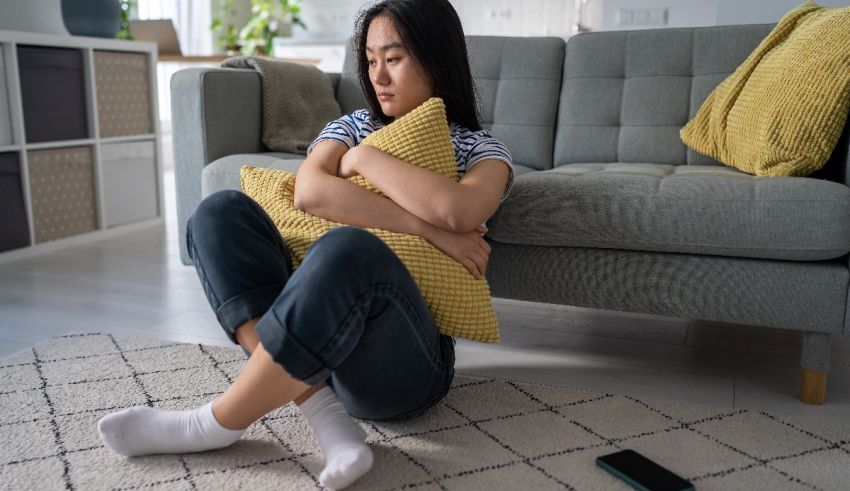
[485,163,850,261]
[466,36,565,171]
[555,25,774,167]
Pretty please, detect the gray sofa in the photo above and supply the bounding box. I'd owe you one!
[172,24,850,405]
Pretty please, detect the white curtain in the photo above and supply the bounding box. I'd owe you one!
[136,0,215,138]
[136,0,214,55]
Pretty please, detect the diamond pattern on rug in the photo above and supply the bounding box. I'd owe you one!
[477,410,606,458]
[0,457,69,490]
[1,332,848,490]
[41,352,132,385]
[0,389,51,424]
[0,419,58,463]
[696,466,814,491]
[439,460,568,490]
[181,439,296,475]
[690,410,827,460]
[0,360,40,391]
[624,427,754,479]
[532,444,626,489]
[561,395,676,441]
[776,447,850,490]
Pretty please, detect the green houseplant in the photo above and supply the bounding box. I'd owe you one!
[238,0,306,55]
[211,0,241,54]
[116,0,136,40]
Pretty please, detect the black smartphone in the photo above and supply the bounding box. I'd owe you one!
[596,449,695,491]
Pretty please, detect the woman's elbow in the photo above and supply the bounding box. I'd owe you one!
[293,179,314,211]
[293,195,308,211]
[443,211,478,234]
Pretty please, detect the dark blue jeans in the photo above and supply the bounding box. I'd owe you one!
[185,190,455,421]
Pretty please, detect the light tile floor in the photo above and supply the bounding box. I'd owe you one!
[0,169,847,424]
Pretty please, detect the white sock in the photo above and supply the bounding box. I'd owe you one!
[298,386,374,489]
[97,401,245,456]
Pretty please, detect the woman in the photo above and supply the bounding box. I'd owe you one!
[97,0,515,489]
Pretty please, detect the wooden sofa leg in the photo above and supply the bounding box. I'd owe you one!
[800,331,830,405]
[800,369,827,405]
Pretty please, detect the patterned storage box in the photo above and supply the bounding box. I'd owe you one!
[17,46,89,143]
[100,141,158,226]
[94,51,153,138]
[0,152,30,251]
[27,146,97,243]
[0,51,12,146]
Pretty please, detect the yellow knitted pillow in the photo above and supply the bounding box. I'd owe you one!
[680,1,850,176]
[240,98,500,343]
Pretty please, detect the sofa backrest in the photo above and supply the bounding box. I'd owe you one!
[555,24,773,167]
[333,26,850,181]
[335,36,565,171]
[465,37,565,171]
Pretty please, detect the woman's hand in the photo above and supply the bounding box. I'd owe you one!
[423,224,491,279]
[338,145,371,178]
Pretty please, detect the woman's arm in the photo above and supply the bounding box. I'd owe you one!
[340,145,510,233]
[294,140,436,237]
[295,140,494,279]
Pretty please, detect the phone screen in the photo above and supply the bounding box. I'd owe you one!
[596,449,695,491]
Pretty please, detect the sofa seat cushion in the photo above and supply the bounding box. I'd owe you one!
[512,164,538,177]
[202,155,541,197]
[202,153,305,196]
[486,163,850,261]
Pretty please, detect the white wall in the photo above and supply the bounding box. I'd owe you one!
[451,0,576,36]
[716,0,850,25]
[288,0,368,42]
[593,0,850,31]
[0,0,68,35]
[282,0,581,41]
[596,0,718,30]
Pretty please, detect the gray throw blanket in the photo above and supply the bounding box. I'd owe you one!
[221,56,342,154]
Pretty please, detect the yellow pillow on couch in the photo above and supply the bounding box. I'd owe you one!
[240,97,500,343]
[680,0,850,177]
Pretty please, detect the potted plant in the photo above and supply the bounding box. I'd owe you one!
[116,0,135,40]
[238,0,305,56]
[61,0,122,38]
[211,0,241,55]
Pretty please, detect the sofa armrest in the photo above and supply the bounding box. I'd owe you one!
[327,72,341,93]
[171,67,263,265]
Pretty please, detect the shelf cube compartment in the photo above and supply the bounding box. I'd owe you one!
[0,50,12,146]
[18,45,89,143]
[27,146,97,243]
[0,152,30,251]
[100,141,158,226]
[94,51,153,137]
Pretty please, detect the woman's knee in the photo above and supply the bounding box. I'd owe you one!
[188,190,256,233]
[306,226,397,274]
[186,191,271,263]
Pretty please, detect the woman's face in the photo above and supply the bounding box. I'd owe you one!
[365,14,434,119]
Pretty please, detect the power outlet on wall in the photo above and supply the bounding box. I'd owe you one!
[617,7,668,27]
[485,9,513,19]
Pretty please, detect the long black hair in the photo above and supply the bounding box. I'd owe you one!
[353,0,481,131]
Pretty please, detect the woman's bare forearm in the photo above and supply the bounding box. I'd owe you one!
[296,173,440,238]
[341,145,459,231]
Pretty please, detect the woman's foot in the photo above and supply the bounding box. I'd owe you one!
[97,401,245,456]
[298,386,374,489]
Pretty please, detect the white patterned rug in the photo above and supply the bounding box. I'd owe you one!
[2,333,849,490]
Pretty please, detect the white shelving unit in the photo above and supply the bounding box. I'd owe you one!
[0,29,163,264]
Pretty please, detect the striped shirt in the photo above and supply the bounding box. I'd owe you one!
[308,108,515,201]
